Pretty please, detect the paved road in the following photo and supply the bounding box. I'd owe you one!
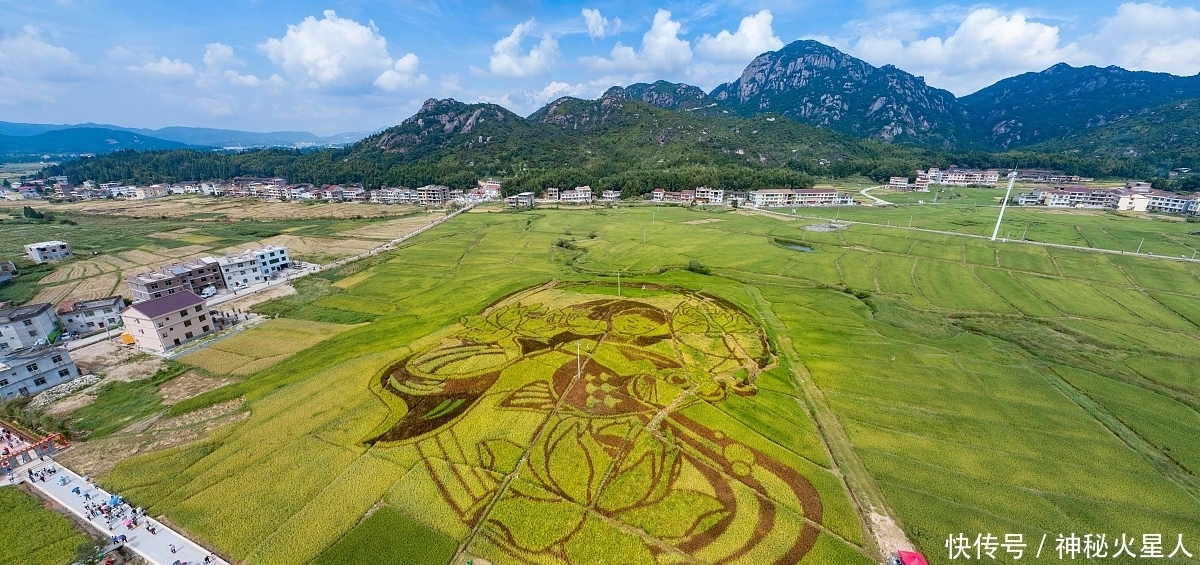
[10,457,227,565]
[859,186,892,206]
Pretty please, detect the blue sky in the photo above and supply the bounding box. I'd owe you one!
[1,0,1199,134]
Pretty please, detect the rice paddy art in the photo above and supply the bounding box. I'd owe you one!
[367,282,825,564]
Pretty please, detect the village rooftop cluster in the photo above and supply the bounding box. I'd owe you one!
[2,176,501,207]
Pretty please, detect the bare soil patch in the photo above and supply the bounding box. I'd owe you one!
[157,371,236,404]
[219,283,296,311]
[56,399,248,476]
[680,218,723,225]
[70,340,164,383]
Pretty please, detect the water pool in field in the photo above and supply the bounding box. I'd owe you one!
[774,238,814,252]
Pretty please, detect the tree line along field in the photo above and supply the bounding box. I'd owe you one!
[86,204,1200,565]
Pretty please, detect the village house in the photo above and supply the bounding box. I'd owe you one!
[0,345,81,398]
[56,296,124,336]
[120,290,213,352]
[0,303,58,350]
[560,186,594,204]
[694,187,724,204]
[126,257,225,302]
[417,185,451,207]
[24,241,72,263]
[506,192,536,207]
[217,245,291,289]
[749,188,856,208]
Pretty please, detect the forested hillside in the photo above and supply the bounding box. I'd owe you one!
[1032,98,1200,171]
[44,93,1153,194]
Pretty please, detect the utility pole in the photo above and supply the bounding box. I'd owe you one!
[576,342,581,379]
[990,171,1019,241]
[1136,238,1145,254]
[643,227,646,244]
[617,272,621,297]
[1021,226,1029,241]
[908,216,913,229]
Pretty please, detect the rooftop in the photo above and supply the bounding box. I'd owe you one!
[56,296,124,315]
[0,343,64,365]
[0,302,53,323]
[123,290,205,319]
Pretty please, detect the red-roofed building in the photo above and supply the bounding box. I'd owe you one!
[119,290,213,352]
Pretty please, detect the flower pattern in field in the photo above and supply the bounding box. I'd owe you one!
[368,283,823,564]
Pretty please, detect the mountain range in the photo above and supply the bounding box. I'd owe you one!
[0,121,373,161]
[32,38,1200,183]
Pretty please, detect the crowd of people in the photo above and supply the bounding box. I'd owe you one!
[8,450,220,565]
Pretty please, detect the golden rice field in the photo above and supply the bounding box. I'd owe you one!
[87,205,1200,565]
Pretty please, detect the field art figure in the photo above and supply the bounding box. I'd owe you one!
[367,283,825,564]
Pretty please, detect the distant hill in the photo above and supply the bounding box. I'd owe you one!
[603,81,717,113]
[1032,98,1200,168]
[960,64,1200,149]
[0,121,372,152]
[0,128,192,158]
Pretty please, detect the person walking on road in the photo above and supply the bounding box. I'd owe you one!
[170,543,177,553]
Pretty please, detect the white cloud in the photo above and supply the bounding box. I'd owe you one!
[202,42,238,69]
[133,56,196,78]
[195,43,270,87]
[695,10,783,61]
[582,8,620,39]
[847,8,1082,94]
[0,25,81,80]
[527,81,588,106]
[440,74,461,92]
[477,93,515,109]
[489,20,558,77]
[260,10,425,91]
[375,52,428,90]
[581,9,691,74]
[1085,3,1200,76]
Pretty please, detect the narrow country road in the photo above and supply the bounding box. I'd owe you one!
[859,186,892,205]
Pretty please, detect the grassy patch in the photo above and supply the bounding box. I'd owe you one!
[69,362,188,438]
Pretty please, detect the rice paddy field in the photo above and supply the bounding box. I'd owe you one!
[86,203,1200,564]
[0,487,88,565]
[0,198,441,305]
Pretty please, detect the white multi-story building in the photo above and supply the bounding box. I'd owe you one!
[418,185,451,206]
[599,190,621,202]
[25,241,72,263]
[750,188,856,208]
[560,186,594,204]
[506,192,535,207]
[217,245,291,288]
[373,187,420,205]
[0,345,80,398]
[888,177,910,190]
[694,187,724,204]
[917,168,1000,187]
[0,303,58,351]
[57,296,123,336]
